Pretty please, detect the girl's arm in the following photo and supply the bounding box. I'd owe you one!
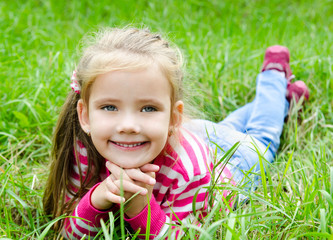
[62,182,118,239]
[61,142,123,239]
[61,156,110,238]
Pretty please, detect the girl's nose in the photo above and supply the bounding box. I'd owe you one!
[116,113,141,134]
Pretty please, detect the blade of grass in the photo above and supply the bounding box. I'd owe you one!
[320,208,327,234]
[319,190,333,208]
[119,174,125,240]
[330,166,333,196]
[276,151,294,194]
[225,213,236,240]
[258,153,267,199]
[100,218,111,240]
[37,215,70,240]
[145,194,151,240]
[6,189,29,209]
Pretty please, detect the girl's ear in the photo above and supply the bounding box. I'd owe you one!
[77,99,90,133]
[171,100,184,128]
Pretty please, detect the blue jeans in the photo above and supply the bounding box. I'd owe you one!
[184,70,289,189]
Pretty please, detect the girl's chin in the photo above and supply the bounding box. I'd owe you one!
[108,160,149,169]
[105,153,157,169]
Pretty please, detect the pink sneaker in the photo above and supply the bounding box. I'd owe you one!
[262,45,294,81]
[286,80,309,102]
[262,45,309,103]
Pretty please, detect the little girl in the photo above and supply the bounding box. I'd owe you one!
[43,27,309,239]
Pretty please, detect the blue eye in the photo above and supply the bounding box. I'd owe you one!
[102,105,117,111]
[142,106,157,112]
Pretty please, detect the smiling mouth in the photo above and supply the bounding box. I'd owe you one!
[111,141,147,148]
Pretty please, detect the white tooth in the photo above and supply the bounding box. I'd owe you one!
[116,142,142,147]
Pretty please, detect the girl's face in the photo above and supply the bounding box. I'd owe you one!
[78,65,183,169]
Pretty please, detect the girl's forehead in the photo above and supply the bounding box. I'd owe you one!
[89,66,171,97]
[95,63,168,85]
[83,61,175,104]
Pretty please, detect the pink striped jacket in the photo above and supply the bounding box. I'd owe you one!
[62,128,234,239]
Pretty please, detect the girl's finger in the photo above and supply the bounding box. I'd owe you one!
[106,176,143,201]
[105,176,121,195]
[139,163,160,173]
[125,168,156,185]
[113,179,148,196]
[106,161,156,185]
[106,161,131,181]
[105,191,125,204]
[109,173,117,182]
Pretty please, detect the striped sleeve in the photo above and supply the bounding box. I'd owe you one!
[62,141,112,239]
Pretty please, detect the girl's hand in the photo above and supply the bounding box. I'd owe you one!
[90,161,159,212]
[107,162,159,217]
[124,164,158,218]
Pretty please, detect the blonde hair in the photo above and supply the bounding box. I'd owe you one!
[43,27,185,225]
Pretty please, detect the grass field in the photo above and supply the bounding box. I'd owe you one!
[1,0,333,239]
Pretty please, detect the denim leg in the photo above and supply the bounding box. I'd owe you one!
[244,70,289,158]
[217,102,254,132]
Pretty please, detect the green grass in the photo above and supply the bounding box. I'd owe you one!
[1,0,333,239]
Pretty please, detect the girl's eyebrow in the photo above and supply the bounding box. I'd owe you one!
[91,97,120,105]
[137,98,164,104]
[91,97,165,106]
[136,98,168,108]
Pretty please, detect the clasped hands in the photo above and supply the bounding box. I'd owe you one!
[91,161,159,218]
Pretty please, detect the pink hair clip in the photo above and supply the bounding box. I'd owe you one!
[70,70,81,94]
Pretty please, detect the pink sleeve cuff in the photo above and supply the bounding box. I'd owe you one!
[77,183,118,227]
[124,195,166,238]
